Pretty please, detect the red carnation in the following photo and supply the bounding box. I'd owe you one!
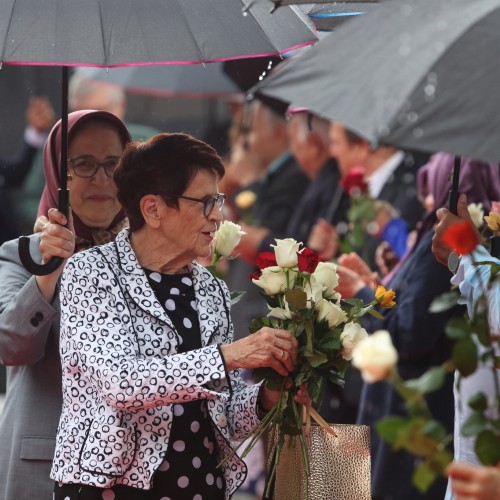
[297,247,322,273]
[256,251,277,269]
[340,166,369,195]
[442,221,480,255]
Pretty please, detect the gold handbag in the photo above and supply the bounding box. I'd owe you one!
[265,408,371,500]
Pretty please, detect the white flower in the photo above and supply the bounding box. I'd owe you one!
[252,266,297,296]
[352,330,398,383]
[304,276,325,309]
[312,262,339,299]
[271,238,302,268]
[315,298,348,328]
[340,322,368,361]
[468,203,484,229]
[268,298,293,320]
[213,221,246,257]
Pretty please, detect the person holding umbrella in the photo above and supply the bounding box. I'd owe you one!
[0,109,131,500]
[50,132,307,499]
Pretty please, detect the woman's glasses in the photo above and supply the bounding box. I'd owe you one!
[68,156,120,178]
[175,193,226,217]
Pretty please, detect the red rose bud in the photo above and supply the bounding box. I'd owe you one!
[442,220,480,255]
[249,270,262,281]
[297,247,321,273]
[340,166,369,195]
[256,251,277,269]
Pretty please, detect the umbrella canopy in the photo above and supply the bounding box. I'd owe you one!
[255,0,500,163]
[0,0,317,274]
[0,0,317,65]
[75,65,243,100]
[304,2,379,31]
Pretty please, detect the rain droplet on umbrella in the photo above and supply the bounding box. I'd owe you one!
[413,127,424,138]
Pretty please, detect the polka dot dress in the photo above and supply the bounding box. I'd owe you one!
[54,270,225,500]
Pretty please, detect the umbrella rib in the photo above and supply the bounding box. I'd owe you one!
[175,0,205,64]
[97,0,108,66]
[0,0,18,62]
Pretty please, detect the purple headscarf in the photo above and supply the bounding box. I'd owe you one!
[38,110,131,243]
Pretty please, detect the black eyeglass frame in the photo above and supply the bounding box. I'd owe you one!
[67,156,121,178]
[174,193,226,217]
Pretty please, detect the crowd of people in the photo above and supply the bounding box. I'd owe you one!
[1,68,500,500]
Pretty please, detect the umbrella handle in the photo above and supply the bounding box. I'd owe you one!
[448,156,461,215]
[18,188,69,276]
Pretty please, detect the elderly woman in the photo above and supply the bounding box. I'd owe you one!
[51,133,303,500]
[0,110,131,500]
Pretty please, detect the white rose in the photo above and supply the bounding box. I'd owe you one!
[352,330,398,383]
[340,322,368,361]
[252,266,296,295]
[213,220,246,257]
[315,298,348,328]
[467,202,484,229]
[267,298,293,320]
[271,238,302,268]
[312,262,339,299]
[304,276,325,309]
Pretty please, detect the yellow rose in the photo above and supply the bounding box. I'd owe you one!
[375,285,396,308]
[484,211,500,232]
[234,190,257,210]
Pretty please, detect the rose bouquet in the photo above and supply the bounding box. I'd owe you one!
[230,237,396,497]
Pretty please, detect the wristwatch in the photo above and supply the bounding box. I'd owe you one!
[447,251,461,273]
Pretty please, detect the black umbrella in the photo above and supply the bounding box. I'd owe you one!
[0,0,317,275]
[255,0,500,212]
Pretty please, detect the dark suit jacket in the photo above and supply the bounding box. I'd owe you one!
[355,230,460,499]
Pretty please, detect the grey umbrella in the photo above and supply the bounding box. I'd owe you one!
[0,0,317,274]
[255,0,500,164]
[75,65,243,101]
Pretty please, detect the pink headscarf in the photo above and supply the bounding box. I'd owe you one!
[38,110,131,245]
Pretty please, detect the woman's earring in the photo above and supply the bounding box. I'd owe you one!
[67,173,73,181]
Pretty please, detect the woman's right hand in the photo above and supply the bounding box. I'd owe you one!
[35,208,75,302]
[220,327,298,376]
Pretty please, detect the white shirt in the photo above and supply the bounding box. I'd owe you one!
[368,150,405,198]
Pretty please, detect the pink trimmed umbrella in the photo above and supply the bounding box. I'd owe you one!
[0,0,317,274]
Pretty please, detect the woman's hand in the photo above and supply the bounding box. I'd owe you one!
[221,327,298,376]
[338,252,379,288]
[307,218,339,260]
[335,264,367,299]
[448,462,500,500]
[258,381,311,413]
[35,208,75,302]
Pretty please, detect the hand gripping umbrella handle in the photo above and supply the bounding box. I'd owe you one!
[18,188,69,276]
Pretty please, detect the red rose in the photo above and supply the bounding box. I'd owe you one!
[442,220,480,255]
[297,247,321,273]
[249,270,262,280]
[340,166,369,195]
[256,251,277,269]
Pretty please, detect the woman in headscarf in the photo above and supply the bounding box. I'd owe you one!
[335,153,500,500]
[0,109,131,500]
[51,132,307,500]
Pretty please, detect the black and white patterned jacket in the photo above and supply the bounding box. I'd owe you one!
[51,228,262,498]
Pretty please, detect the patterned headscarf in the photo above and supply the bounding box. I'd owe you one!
[38,110,131,249]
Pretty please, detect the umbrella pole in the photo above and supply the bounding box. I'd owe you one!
[448,156,461,215]
[18,67,69,276]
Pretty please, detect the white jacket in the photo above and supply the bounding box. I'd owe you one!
[51,228,262,498]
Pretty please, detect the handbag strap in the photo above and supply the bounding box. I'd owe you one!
[303,405,337,438]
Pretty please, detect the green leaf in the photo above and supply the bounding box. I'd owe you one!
[412,460,439,493]
[230,290,245,305]
[429,291,460,313]
[461,412,488,437]
[468,392,488,412]
[405,367,446,394]
[452,336,478,377]
[305,351,328,368]
[375,416,409,445]
[367,308,385,319]
[445,317,470,340]
[284,289,307,311]
[247,317,266,334]
[475,430,500,465]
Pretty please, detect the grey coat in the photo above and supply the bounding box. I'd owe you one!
[0,235,61,499]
